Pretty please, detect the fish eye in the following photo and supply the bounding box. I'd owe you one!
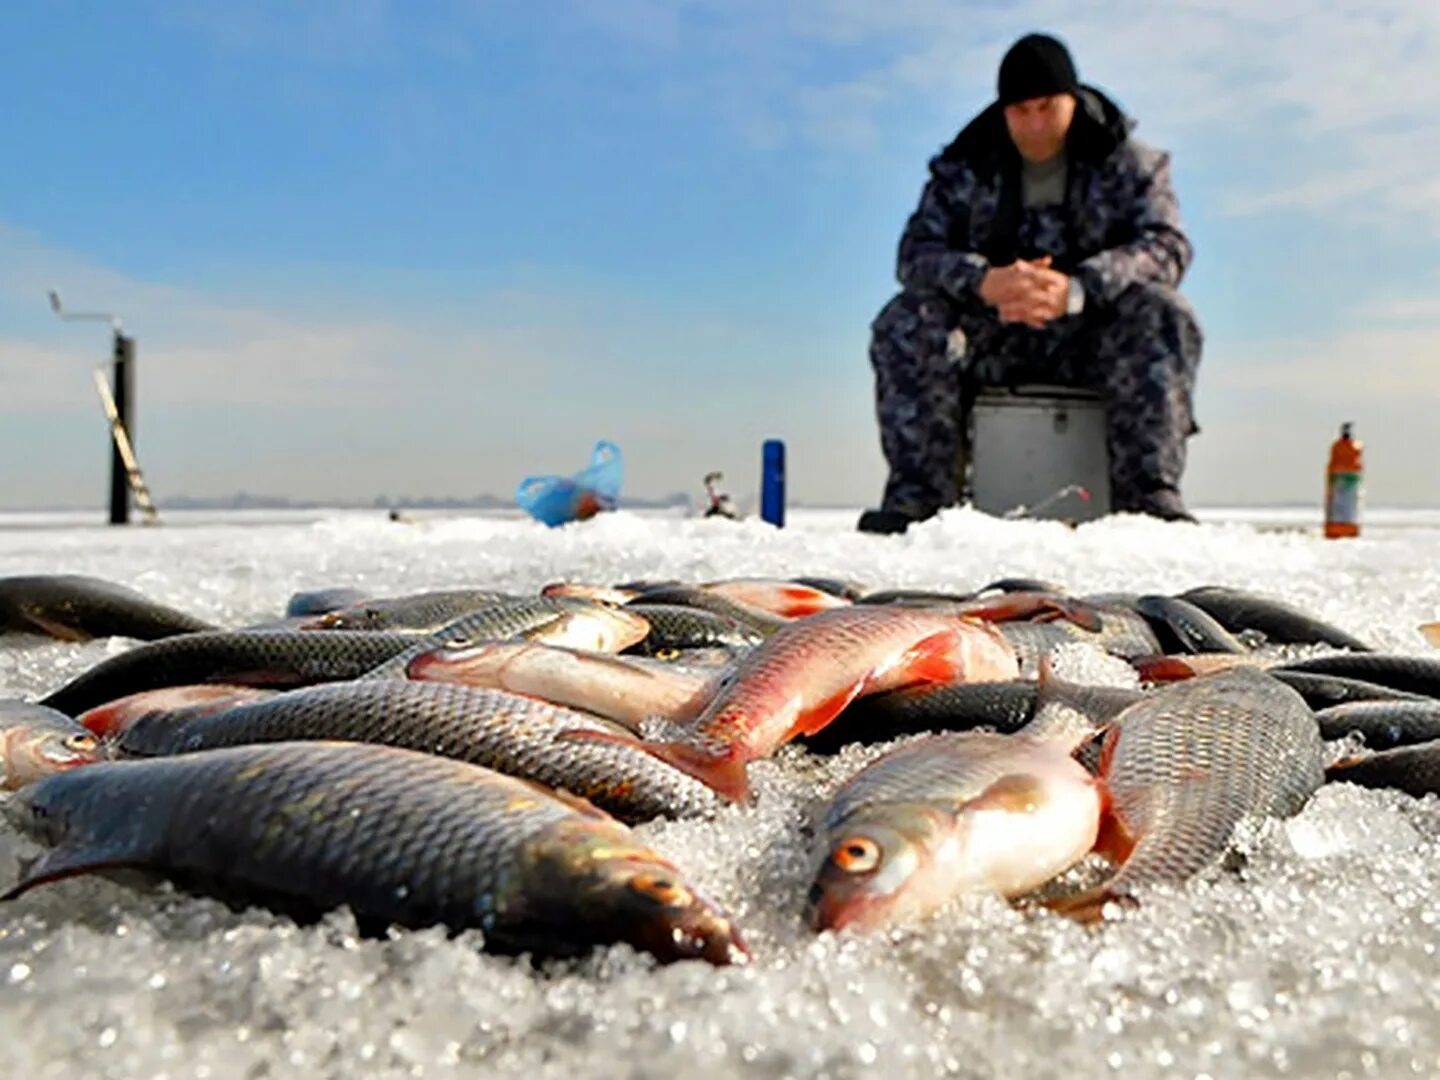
[652,647,682,661]
[63,734,98,753]
[629,873,691,908]
[831,836,881,874]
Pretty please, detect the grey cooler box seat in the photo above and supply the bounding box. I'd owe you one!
[964,384,1111,522]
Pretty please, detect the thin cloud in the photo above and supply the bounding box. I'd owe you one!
[1216,324,1440,406]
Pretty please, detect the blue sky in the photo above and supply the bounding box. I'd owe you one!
[3,1,1439,510]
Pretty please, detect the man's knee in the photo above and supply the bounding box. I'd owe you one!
[870,290,961,372]
[871,289,957,335]
[1109,282,1203,348]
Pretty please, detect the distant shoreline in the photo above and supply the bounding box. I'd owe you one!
[2,497,1437,515]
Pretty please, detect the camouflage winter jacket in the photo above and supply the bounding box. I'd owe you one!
[895,87,1192,309]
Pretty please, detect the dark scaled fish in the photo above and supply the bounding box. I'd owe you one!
[622,603,764,658]
[623,585,787,636]
[302,589,515,632]
[1,701,108,789]
[1268,670,1428,712]
[118,680,721,822]
[800,680,1040,754]
[1314,701,1440,751]
[1275,654,1440,699]
[39,631,418,717]
[1049,668,1325,920]
[0,574,215,642]
[1179,586,1372,652]
[2,742,747,965]
[1132,595,1251,655]
[361,598,651,680]
[1326,740,1440,797]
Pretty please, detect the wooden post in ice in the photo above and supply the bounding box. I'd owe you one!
[109,331,134,525]
[47,290,157,526]
[93,351,159,526]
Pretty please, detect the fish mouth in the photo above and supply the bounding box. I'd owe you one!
[805,815,940,934]
[3,731,106,790]
[805,878,888,934]
[634,910,751,966]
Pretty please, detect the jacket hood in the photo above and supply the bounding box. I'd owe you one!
[935,86,1132,172]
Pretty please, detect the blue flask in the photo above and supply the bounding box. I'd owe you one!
[761,439,785,527]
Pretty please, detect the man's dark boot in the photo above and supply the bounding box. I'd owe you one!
[857,508,923,535]
[1132,486,1197,523]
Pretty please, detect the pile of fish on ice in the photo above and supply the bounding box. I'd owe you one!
[2,570,1438,967]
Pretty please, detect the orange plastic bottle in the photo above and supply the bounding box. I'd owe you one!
[1324,422,1362,538]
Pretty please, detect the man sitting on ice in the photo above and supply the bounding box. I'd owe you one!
[858,32,1202,534]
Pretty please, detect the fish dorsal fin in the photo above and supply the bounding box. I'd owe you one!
[1021,648,1142,749]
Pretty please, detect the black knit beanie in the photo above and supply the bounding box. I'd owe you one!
[997,33,1078,106]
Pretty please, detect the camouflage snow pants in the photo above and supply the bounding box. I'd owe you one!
[868,281,1203,518]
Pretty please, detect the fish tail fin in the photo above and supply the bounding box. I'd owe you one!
[556,728,753,803]
[1021,649,1139,748]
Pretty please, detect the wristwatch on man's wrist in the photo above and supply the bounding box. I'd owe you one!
[1066,276,1086,316]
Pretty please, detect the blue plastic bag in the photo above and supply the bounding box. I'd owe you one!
[515,440,623,527]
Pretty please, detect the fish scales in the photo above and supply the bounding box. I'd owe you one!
[40,631,419,717]
[999,610,1161,674]
[802,680,1039,754]
[1315,700,1440,750]
[1327,740,1440,796]
[362,597,647,680]
[1179,586,1371,652]
[622,603,764,655]
[822,732,1049,828]
[306,589,516,632]
[1096,668,1325,893]
[118,680,721,821]
[4,742,745,964]
[1275,654,1440,698]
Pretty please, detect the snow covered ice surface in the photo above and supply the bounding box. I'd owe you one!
[4,505,1440,1080]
